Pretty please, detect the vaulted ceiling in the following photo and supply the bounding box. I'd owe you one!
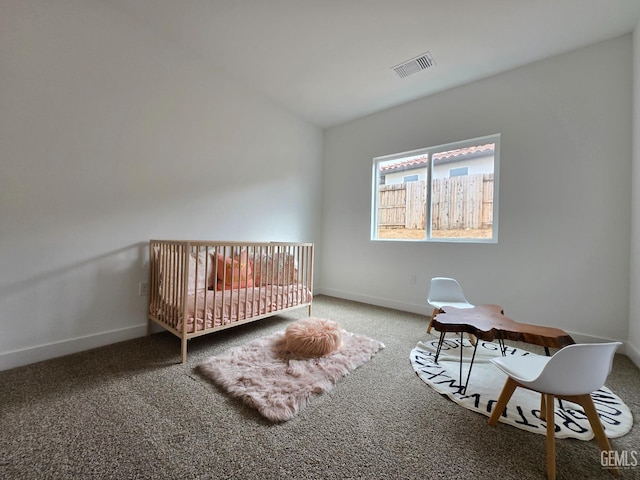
[106,1,640,128]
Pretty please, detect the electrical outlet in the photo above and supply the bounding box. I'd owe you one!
[138,281,149,296]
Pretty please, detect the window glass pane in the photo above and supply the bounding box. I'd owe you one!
[372,134,499,243]
[431,143,495,241]
[375,154,428,240]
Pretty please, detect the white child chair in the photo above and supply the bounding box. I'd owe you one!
[488,341,622,480]
[426,277,474,334]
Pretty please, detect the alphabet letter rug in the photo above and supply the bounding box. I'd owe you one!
[410,338,632,440]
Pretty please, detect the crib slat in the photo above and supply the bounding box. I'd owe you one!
[148,240,314,363]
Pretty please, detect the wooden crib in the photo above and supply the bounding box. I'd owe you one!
[148,240,314,362]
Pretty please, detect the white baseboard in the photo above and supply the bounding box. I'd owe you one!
[567,331,639,366]
[566,331,621,344]
[4,292,639,372]
[0,324,148,372]
[315,287,429,317]
[624,341,640,368]
[314,287,640,368]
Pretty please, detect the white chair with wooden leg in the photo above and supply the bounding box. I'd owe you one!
[427,277,477,346]
[487,342,622,480]
[426,277,474,333]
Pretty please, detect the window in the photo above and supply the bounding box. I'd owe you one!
[449,167,468,177]
[403,174,419,183]
[371,134,499,243]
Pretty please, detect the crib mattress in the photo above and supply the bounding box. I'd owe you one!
[151,283,312,334]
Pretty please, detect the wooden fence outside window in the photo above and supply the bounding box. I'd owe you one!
[377,174,494,231]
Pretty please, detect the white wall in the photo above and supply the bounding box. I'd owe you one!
[0,0,323,370]
[320,36,633,347]
[2,2,636,371]
[629,21,640,366]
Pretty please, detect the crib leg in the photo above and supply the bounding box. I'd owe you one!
[308,304,313,317]
[181,337,188,364]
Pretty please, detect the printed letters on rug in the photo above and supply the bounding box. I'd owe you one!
[198,329,384,422]
[410,338,633,440]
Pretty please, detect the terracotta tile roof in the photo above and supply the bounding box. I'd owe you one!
[433,143,494,160]
[379,155,428,171]
[380,143,495,172]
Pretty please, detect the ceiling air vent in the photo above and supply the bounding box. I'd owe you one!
[392,51,435,78]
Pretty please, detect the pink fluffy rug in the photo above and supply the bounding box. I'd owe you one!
[198,325,385,422]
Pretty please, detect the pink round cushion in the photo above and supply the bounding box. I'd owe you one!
[284,318,342,357]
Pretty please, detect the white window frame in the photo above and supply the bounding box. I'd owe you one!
[371,134,500,243]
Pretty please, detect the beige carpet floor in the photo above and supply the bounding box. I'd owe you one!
[0,295,638,480]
